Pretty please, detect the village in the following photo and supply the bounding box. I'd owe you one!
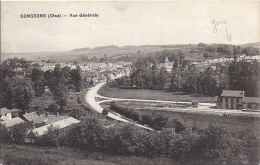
[1,53,260,139]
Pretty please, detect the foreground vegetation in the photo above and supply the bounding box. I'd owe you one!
[1,109,259,165]
[1,144,176,165]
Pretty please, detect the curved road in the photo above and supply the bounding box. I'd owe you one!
[85,82,154,130]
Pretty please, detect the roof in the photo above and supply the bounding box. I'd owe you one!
[32,117,81,136]
[1,108,11,115]
[221,90,244,97]
[1,117,25,128]
[243,97,260,104]
[23,112,39,122]
[32,114,70,124]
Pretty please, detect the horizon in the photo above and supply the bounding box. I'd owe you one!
[3,42,260,54]
[2,2,259,53]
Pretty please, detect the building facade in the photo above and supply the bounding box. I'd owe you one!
[217,90,260,110]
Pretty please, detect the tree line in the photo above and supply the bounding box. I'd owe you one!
[198,43,259,56]
[112,59,260,97]
[1,58,83,114]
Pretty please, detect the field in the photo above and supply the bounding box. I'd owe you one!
[130,108,260,135]
[1,144,178,165]
[98,86,215,103]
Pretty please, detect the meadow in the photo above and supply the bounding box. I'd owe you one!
[98,86,215,103]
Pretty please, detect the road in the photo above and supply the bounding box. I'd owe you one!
[85,82,154,130]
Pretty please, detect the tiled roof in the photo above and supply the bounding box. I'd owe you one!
[1,108,11,115]
[243,97,260,104]
[1,117,25,128]
[221,90,244,97]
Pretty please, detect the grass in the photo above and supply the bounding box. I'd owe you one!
[1,144,178,165]
[132,109,260,135]
[98,86,215,103]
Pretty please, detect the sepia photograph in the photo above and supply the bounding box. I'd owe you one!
[1,1,260,165]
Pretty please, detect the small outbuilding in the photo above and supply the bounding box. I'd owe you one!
[191,100,199,108]
[1,117,25,128]
[0,108,12,121]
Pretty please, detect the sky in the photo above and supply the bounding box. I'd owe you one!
[1,1,260,53]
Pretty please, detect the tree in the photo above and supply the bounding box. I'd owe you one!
[69,66,82,92]
[203,53,209,59]
[52,83,69,112]
[47,103,59,112]
[183,70,198,94]
[242,47,260,56]
[3,77,34,113]
[157,67,170,90]
[228,61,259,97]
[62,66,71,80]
[31,68,45,96]
[3,122,34,144]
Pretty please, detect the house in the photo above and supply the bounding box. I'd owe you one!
[216,90,260,110]
[0,108,12,121]
[1,117,25,128]
[217,90,244,110]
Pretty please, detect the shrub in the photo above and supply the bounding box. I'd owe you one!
[2,122,34,144]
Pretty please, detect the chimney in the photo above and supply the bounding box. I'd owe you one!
[45,112,49,117]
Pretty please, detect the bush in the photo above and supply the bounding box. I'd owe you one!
[47,103,59,112]
[111,102,169,130]
[1,122,34,144]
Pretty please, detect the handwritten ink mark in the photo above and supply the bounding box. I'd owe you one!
[211,19,228,33]
[225,28,231,41]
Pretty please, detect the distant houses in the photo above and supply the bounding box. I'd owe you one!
[216,90,260,110]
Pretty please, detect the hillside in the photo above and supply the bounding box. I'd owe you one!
[1,45,190,62]
[2,43,260,63]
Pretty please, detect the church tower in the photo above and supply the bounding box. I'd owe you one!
[165,55,169,63]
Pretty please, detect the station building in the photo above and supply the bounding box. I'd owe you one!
[216,90,260,110]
